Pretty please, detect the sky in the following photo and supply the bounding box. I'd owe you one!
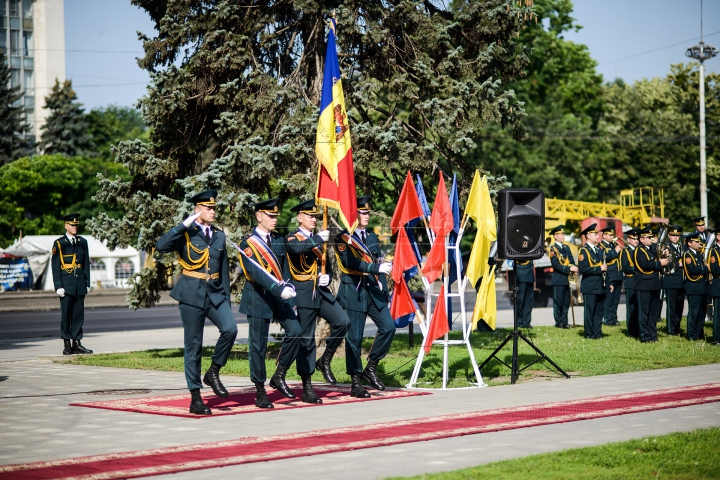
[64,0,720,111]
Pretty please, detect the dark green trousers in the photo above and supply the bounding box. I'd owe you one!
[178,297,238,391]
[553,285,570,327]
[296,299,349,376]
[246,313,302,384]
[60,294,85,340]
[604,280,622,325]
[713,297,720,343]
[686,294,707,341]
[517,282,534,327]
[637,290,660,343]
[345,302,395,375]
[625,288,639,338]
[583,293,605,339]
[664,288,685,335]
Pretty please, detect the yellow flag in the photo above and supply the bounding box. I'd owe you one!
[465,174,497,288]
[480,175,497,242]
[471,265,496,331]
[464,170,483,222]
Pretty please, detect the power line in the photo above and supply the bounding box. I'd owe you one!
[599,30,720,65]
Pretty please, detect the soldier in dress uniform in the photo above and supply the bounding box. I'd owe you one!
[237,198,302,408]
[707,229,720,344]
[619,229,640,338]
[548,225,577,329]
[662,225,686,335]
[578,224,607,339]
[683,231,708,341]
[692,217,710,252]
[285,199,350,402]
[600,227,623,326]
[634,227,669,343]
[515,259,535,328]
[51,213,93,355]
[335,196,394,397]
[155,190,238,415]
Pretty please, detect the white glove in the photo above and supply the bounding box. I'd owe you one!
[378,262,392,274]
[182,212,201,227]
[280,287,296,300]
[318,274,330,287]
[56,288,65,298]
[317,230,330,242]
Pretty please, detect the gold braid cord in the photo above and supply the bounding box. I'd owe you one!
[552,246,570,267]
[633,248,654,275]
[683,252,703,282]
[335,246,369,277]
[177,232,209,271]
[288,252,318,282]
[56,241,77,274]
[581,247,603,268]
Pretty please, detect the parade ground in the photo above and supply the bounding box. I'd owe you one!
[2,305,720,479]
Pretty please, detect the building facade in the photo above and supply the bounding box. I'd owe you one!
[0,0,65,140]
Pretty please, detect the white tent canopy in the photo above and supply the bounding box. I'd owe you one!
[3,236,141,290]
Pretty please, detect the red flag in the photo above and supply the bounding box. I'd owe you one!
[390,171,424,234]
[392,228,419,283]
[425,286,449,354]
[390,277,416,320]
[422,235,446,283]
[430,171,453,237]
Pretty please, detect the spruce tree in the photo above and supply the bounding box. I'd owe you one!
[0,50,31,164]
[38,79,93,157]
[91,0,534,307]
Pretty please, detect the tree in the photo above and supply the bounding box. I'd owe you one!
[91,0,534,307]
[38,79,93,157]
[87,106,149,161]
[0,50,32,164]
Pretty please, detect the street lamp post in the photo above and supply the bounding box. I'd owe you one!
[686,5,718,219]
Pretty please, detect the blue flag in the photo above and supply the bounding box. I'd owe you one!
[448,173,461,286]
[416,174,431,218]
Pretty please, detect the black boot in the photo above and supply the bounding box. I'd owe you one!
[350,373,370,398]
[316,347,337,385]
[300,374,323,404]
[254,383,274,409]
[361,358,386,391]
[269,364,296,399]
[71,340,93,354]
[203,362,229,398]
[62,339,72,355]
[189,389,211,415]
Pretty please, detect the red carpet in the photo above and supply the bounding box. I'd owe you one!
[70,385,429,418]
[3,383,719,480]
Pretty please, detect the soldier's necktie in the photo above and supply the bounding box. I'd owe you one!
[266,234,271,246]
[72,238,76,247]
[205,227,211,243]
[361,231,367,245]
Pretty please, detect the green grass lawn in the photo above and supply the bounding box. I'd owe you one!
[388,427,720,480]
[65,318,720,388]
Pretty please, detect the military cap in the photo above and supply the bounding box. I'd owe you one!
[290,199,319,215]
[252,198,281,216]
[685,231,702,242]
[668,225,682,235]
[624,228,639,239]
[693,216,706,227]
[580,223,598,237]
[188,189,218,206]
[357,195,372,213]
[601,226,615,235]
[549,225,564,235]
[638,227,653,238]
[60,213,81,225]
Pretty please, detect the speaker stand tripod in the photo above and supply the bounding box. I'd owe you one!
[478,260,570,384]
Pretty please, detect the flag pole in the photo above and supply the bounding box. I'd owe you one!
[322,205,328,274]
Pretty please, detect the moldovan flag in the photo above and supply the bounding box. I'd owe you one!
[471,265,497,331]
[315,18,357,232]
[425,285,449,354]
[465,171,497,289]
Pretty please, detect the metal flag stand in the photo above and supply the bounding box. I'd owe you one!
[406,227,486,390]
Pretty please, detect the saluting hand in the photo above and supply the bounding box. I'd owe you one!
[182,211,202,227]
[317,230,330,242]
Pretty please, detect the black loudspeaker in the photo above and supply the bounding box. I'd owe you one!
[497,188,545,260]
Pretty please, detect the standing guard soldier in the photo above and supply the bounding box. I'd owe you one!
[335,196,394,397]
[155,190,238,415]
[708,229,720,344]
[515,259,535,328]
[548,225,577,329]
[578,224,607,339]
[237,198,302,409]
[601,227,623,326]
[286,199,350,402]
[663,225,686,335]
[619,229,640,338]
[634,227,668,343]
[683,231,708,341]
[52,213,93,355]
[692,217,710,252]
